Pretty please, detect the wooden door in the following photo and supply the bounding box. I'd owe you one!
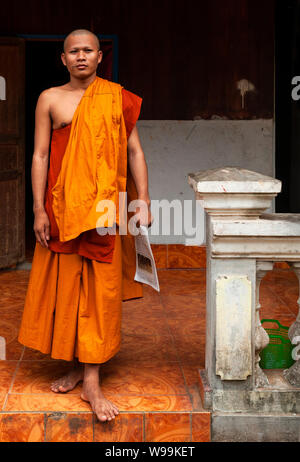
[0,37,25,269]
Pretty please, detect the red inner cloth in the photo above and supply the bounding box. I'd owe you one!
[44,88,142,263]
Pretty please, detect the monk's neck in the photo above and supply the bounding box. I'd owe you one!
[68,74,98,90]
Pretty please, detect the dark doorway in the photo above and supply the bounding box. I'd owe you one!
[275,0,300,212]
[24,38,116,259]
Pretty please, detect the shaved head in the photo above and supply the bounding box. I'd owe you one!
[63,29,100,52]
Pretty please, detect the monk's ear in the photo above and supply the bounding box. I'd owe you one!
[61,53,67,66]
[98,50,103,64]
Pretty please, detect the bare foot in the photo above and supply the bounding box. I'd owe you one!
[50,366,84,393]
[81,377,119,422]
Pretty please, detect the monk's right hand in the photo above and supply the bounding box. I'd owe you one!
[33,209,50,248]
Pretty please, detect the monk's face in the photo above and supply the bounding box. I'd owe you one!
[61,34,103,78]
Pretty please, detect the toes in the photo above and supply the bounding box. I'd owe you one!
[104,407,113,421]
[96,406,114,422]
[107,406,116,420]
[112,404,119,415]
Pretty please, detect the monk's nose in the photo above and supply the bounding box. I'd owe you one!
[77,51,86,60]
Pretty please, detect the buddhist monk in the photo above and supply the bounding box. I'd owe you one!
[18,29,153,422]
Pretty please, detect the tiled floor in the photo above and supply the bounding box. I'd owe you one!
[0,246,298,442]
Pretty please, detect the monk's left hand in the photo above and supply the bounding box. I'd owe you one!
[135,203,154,228]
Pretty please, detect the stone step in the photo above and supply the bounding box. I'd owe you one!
[0,411,211,442]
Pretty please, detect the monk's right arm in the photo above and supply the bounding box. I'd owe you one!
[32,90,52,248]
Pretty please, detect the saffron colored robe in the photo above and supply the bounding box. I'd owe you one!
[18,78,143,363]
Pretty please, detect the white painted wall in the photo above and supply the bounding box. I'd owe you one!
[137,119,274,244]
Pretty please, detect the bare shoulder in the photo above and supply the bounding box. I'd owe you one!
[37,84,70,105]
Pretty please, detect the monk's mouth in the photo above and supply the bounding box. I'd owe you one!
[77,65,87,69]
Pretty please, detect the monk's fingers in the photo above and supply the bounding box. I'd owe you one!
[40,233,48,248]
[34,231,44,247]
[132,213,141,229]
[45,223,50,241]
[36,229,47,248]
[147,214,154,228]
[40,226,49,247]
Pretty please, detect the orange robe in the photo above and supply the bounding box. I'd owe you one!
[18,80,143,363]
[44,88,141,263]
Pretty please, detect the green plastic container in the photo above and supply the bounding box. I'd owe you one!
[259,319,295,369]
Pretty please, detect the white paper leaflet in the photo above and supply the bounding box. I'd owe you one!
[134,225,160,292]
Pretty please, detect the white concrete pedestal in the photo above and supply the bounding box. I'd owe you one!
[188,167,300,441]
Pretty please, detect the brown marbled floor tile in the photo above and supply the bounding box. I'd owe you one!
[259,317,297,332]
[158,273,206,297]
[116,333,179,362]
[176,349,205,367]
[263,269,296,282]
[167,245,206,269]
[260,291,297,316]
[259,285,292,307]
[4,393,90,412]
[11,360,82,394]
[0,393,7,410]
[0,332,23,361]
[264,280,298,298]
[259,284,274,299]
[166,317,206,339]
[140,285,162,303]
[160,285,206,298]
[158,274,206,295]
[0,280,28,290]
[166,318,206,364]
[188,384,205,411]
[260,304,296,321]
[0,413,44,442]
[152,245,168,269]
[122,300,165,317]
[0,361,18,393]
[181,364,204,389]
[4,341,24,361]
[121,313,170,337]
[98,394,193,412]
[100,362,187,395]
[22,347,53,360]
[273,262,290,269]
[94,413,143,442]
[192,412,211,442]
[158,269,206,284]
[161,294,206,319]
[45,412,93,442]
[0,286,27,306]
[0,269,30,284]
[145,412,190,442]
[0,304,25,318]
[265,286,299,316]
[0,307,25,360]
[270,317,298,330]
